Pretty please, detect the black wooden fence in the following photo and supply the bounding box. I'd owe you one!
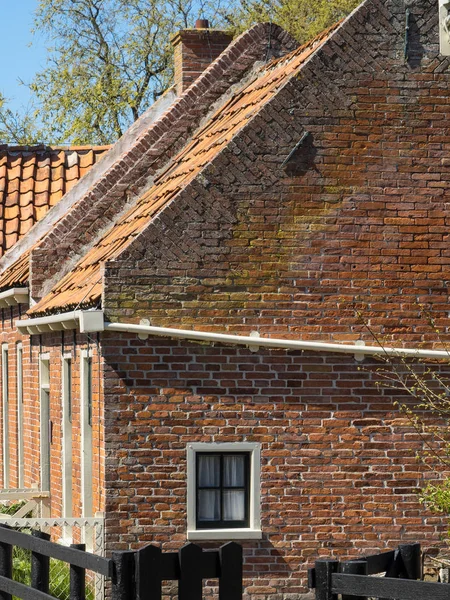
[0,524,242,600]
[309,542,450,600]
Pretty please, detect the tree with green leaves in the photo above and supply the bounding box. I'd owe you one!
[0,94,40,146]
[1,0,232,145]
[228,0,361,45]
[0,0,361,146]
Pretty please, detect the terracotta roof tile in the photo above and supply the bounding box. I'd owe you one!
[20,204,34,221]
[28,24,340,316]
[5,205,20,221]
[0,145,110,291]
[19,219,33,237]
[0,145,110,261]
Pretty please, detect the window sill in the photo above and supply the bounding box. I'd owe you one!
[187,529,262,540]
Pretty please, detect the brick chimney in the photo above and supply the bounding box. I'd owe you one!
[171,20,233,94]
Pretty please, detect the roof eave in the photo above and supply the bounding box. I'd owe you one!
[0,288,29,309]
[16,309,104,335]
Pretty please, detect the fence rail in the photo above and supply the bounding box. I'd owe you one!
[0,527,111,576]
[0,524,243,600]
[332,572,450,600]
[311,542,450,600]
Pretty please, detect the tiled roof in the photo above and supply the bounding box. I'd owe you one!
[0,145,109,256]
[0,250,30,291]
[27,24,340,316]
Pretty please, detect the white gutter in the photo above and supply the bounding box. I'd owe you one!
[104,321,450,360]
[15,312,450,360]
[0,288,29,308]
[16,310,104,335]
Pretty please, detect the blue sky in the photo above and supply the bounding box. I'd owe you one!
[0,0,46,110]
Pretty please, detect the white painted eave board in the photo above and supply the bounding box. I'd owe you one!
[0,288,29,309]
[16,310,104,335]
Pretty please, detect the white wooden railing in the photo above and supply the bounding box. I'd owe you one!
[0,487,51,517]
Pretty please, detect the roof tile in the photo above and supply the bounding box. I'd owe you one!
[0,145,110,279]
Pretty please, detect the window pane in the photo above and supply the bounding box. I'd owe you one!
[223,455,245,487]
[198,455,220,487]
[198,490,220,521]
[223,490,245,521]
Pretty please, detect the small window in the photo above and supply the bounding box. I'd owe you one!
[196,453,249,528]
[187,443,261,540]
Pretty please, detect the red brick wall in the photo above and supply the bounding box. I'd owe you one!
[102,332,448,596]
[98,0,450,596]
[0,307,32,490]
[0,0,448,597]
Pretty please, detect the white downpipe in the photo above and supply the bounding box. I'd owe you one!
[104,322,450,360]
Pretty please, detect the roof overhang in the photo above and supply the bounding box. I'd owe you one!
[16,310,104,335]
[0,288,29,309]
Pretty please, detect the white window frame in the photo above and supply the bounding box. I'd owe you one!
[81,349,93,518]
[2,344,9,488]
[39,355,51,493]
[16,343,24,488]
[187,442,262,540]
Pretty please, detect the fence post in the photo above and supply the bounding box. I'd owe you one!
[31,530,50,594]
[0,524,12,600]
[69,543,86,600]
[314,559,339,600]
[399,543,421,580]
[341,560,367,600]
[111,551,135,600]
[178,543,203,600]
[136,545,162,600]
[219,542,243,600]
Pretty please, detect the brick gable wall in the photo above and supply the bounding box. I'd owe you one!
[103,0,449,346]
[0,1,448,597]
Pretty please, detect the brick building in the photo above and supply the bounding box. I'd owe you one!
[0,0,450,596]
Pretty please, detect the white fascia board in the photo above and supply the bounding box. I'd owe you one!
[16,310,104,335]
[0,288,29,308]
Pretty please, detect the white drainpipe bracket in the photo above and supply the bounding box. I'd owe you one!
[354,340,366,362]
[249,331,261,353]
[138,319,151,340]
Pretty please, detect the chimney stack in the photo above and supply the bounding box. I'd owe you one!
[171,20,233,94]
